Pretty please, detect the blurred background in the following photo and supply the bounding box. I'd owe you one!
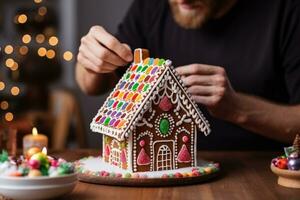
[0,0,133,150]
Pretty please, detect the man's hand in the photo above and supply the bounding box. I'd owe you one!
[176,64,238,120]
[76,26,133,95]
[77,25,133,74]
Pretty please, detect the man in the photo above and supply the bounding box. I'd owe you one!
[76,0,300,149]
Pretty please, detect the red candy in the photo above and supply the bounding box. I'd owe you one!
[50,159,59,167]
[174,172,183,178]
[276,158,288,169]
[28,159,40,169]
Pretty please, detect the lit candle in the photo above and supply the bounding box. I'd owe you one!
[23,127,48,156]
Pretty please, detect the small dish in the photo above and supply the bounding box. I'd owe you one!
[270,164,300,188]
[0,173,77,200]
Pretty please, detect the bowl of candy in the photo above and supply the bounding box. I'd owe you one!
[0,148,77,200]
[271,134,300,188]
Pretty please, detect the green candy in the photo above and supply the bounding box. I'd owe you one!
[58,162,74,175]
[0,150,8,163]
[159,118,170,135]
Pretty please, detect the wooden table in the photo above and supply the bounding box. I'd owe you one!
[53,150,300,200]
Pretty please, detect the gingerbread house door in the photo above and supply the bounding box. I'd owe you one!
[153,141,175,171]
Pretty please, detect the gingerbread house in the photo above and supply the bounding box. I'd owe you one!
[90,49,210,172]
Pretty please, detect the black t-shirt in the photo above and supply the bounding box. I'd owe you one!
[115,0,300,150]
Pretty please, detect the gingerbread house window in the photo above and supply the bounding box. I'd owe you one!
[110,140,121,166]
[157,145,172,171]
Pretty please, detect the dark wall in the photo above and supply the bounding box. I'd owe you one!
[76,0,133,148]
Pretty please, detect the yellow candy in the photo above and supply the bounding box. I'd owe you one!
[204,167,212,174]
[28,169,42,177]
[187,172,193,177]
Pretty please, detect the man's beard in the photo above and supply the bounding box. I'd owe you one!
[169,0,229,29]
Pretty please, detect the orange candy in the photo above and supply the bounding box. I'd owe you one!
[25,147,42,159]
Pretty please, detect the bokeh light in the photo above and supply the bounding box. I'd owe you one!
[11,86,20,96]
[22,34,32,44]
[38,47,47,57]
[0,82,5,91]
[38,7,47,16]
[5,58,15,68]
[49,36,58,46]
[18,14,28,24]
[19,46,29,55]
[36,34,45,44]
[46,49,55,59]
[34,0,42,3]
[5,112,14,122]
[63,51,73,61]
[0,101,9,110]
[11,62,19,71]
[4,45,14,54]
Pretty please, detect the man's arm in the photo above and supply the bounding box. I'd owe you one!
[75,63,119,95]
[176,64,299,143]
[76,26,133,95]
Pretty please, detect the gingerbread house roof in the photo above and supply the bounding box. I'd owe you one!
[90,49,210,141]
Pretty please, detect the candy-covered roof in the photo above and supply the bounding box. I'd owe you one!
[90,49,210,141]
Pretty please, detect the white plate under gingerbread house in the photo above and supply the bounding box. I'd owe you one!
[75,156,220,186]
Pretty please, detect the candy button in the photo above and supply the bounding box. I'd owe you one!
[119,81,126,89]
[117,120,126,128]
[158,59,165,66]
[95,115,102,122]
[116,112,122,118]
[130,74,135,80]
[103,117,111,126]
[145,66,153,74]
[112,101,119,109]
[126,103,134,111]
[151,67,158,75]
[109,118,116,126]
[117,101,124,110]
[136,65,143,73]
[111,111,117,117]
[132,93,139,102]
[125,73,131,80]
[128,82,134,90]
[135,74,140,81]
[149,58,154,65]
[143,58,150,65]
[138,74,146,82]
[149,76,156,83]
[132,83,139,91]
[113,91,120,98]
[123,92,129,100]
[134,94,142,102]
[143,84,150,92]
[121,102,128,110]
[137,83,144,92]
[114,120,121,127]
[107,110,112,116]
[107,99,114,107]
[126,92,134,101]
[144,75,151,82]
[99,116,106,124]
[131,65,138,71]
[142,65,149,72]
[124,82,130,89]
[117,91,124,100]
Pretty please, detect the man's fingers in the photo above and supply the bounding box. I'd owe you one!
[187,85,217,96]
[78,53,117,74]
[79,44,103,67]
[91,26,133,62]
[176,64,225,76]
[84,37,128,66]
[191,95,220,107]
[182,75,214,86]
